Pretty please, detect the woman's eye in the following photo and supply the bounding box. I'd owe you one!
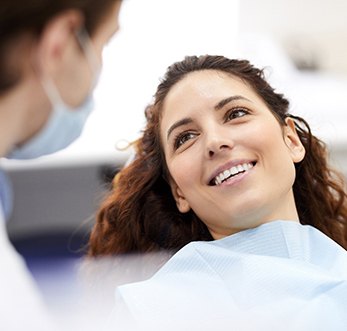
[224,108,249,122]
[174,132,197,150]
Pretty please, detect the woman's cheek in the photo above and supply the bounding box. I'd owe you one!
[169,156,194,187]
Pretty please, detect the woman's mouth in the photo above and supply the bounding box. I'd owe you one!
[209,161,256,186]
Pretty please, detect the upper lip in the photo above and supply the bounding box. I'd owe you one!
[207,159,256,185]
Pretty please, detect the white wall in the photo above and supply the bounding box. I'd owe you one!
[239,0,347,74]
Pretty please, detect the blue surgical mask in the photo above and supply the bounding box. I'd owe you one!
[8,28,100,160]
[8,95,95,159]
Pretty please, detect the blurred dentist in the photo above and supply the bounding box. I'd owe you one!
[0,0,122,329]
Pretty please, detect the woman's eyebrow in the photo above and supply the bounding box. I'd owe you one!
[166,96,252,140]
[167,117,193,140]
[214,95,252,111]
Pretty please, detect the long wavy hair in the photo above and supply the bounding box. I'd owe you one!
[88,55,347,256]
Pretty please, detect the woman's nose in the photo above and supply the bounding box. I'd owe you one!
[205,131,234,159]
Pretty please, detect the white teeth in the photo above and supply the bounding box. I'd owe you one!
[213,162,254,186]
[230,166,238,175]
[223,169,230,178]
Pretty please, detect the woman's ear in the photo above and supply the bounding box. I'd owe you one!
[169,179,191,213]
[284,117,306,163]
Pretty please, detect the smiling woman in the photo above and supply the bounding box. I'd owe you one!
[89,55,347,255]
[160,69,306,239]
[87,55,347,329]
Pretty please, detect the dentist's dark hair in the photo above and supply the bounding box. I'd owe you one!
[88,55,347,256]
[0,0,121,92]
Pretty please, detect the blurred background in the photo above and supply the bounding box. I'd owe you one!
[1,0,347,315]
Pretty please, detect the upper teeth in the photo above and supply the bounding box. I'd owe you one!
[214,162,253,185]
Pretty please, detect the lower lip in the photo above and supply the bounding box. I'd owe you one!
[216,166,254,188]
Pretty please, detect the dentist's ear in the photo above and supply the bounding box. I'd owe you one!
[34,10,84,76]
[284,117,306,163]
[169,179,191,213]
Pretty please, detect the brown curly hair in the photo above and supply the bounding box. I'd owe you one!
[88,55,347,256]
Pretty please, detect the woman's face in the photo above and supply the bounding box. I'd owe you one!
[160,70,305,239]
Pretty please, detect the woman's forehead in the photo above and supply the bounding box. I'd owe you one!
[160,70,261,117]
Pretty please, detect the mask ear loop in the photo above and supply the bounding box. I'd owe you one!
[75,28,101,90]
[40,73,65,110]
